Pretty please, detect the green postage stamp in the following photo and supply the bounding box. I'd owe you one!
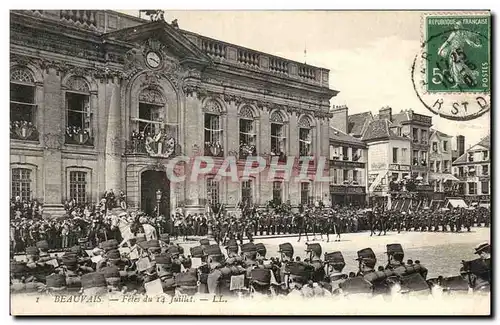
[424,14,491,93]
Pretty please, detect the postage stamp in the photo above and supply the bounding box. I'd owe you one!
[412,11,491,121]
[424,15,491,93]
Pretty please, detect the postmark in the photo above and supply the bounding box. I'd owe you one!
[412,12,491,121]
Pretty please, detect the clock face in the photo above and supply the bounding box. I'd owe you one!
[146,51,161,68]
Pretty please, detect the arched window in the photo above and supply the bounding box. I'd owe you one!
[270,111,286,160]
[137,87,166,137]
[298,116,312,156]
[204,100,223,157]
[11,168,32,201]
[239,106,256,158]
[10,67,38,141]
[65,77,92,145]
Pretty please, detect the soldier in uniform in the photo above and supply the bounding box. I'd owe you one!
[285,261,315,298]
[205,244,226,295]
[385,243,405,270]
[324,251,348,294]
[296,213,308,242]
[175,271,199,296]
[462,242,491,292]
[155,253,176,296]
[305,243,325,283]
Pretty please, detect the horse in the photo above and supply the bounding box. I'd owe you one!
[110,213,157,247]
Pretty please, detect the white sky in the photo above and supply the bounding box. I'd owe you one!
[123,10,490,149]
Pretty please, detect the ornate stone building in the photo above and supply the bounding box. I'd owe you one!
[10,10,336,216]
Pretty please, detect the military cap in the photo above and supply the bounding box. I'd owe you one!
[474,242,490,255]
[100,240,118,251]
[200,238,210,246]
[203,244,223,256]
[106,249,121,260]
[278,242,294,255]
[324,251,345,265]
[70,245,82,254]
[190,246,205,258]
[355,248,377,267]
[167,245,180,255]
[386,243,404,256]
[251,268,271,286]
[175,272,197,288]
[146,239,160,248]
[241,242,257,254]
[11,261,27,275]
[149,247,162,254]
[36,240,49,250]
[286,262,313,279]
[25,246,39,256]
[154,253,172,266]
[255,243,266,257]
[81,272,107,289]
[306,243,322,256]
[78,238,87,244]
[61,253,78,267]
[46,274,67,288]
[159,233,170,243]
[100,266,120,279]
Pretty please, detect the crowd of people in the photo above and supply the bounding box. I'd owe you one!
[10,193,491,254]
[10,234,491,297]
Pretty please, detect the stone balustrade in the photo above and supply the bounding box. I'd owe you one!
[184,31,330,87]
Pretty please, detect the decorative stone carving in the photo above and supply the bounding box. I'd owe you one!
[139,88,166,105]
[43,133,63,150]
[66,76,90,93]
[298,116,312,128]
[123,48,145,80]
[239,106,254,119]
[10,68,35,83]
[270,111,284,123]
[203,99,223,114]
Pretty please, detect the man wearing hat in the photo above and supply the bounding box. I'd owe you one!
[154,253,176,296]
[324,251,348,294]
[100,265,125,293]
[475,242,491,261]
[11,261,30,293]
[285,261,314,298]
[205,244,227,294]
[44,274,67,294]
[356,248,377,277]
[385,243,405,270]
[305,243,325,283]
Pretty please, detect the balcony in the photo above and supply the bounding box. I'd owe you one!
[60,10,98,30]
[239,143,257,160]
[204,142,224,157]
[10,121,39,142]
[270,150,287,163]
[125,125,178,158]
[65,127,94,146]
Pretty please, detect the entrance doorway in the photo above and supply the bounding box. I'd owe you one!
[140,170,170,217]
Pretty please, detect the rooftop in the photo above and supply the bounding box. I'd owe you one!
[362,119,409,142]
[329,127,366,147]
[347,112,373,137]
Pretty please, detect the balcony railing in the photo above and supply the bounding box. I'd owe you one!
[60,10,98,30]
[239,144,257,159]
[204,142,224,157]
[126,122,178,158]
[183,32,328,87]
[10,121,39,142]
[65,127,94,146]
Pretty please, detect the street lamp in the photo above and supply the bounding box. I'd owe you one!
[155,189,162,217]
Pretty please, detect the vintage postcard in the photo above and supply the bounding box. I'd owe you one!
[9,9,491,316]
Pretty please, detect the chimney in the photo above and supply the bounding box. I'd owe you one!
[329,105,348,134]
[379,106,392,122]
[457,135,465,157]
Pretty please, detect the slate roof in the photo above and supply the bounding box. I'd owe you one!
[430,128,452,138]
[362,119,410,142]
[452,134,490,165]
[347,112,373,137]
[329,127,366,147]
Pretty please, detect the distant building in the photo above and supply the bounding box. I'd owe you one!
[452,135,491,206]
[329,105,368,206]
[428,129,459,200]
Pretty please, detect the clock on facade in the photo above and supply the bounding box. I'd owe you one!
[146,51,161,68]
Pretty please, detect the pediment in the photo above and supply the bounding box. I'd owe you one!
[103,20,211,67]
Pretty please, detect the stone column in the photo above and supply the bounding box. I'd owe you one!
[104,78,122,193]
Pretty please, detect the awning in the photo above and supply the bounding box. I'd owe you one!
[447,199,468,208]
[429,173,459,181]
